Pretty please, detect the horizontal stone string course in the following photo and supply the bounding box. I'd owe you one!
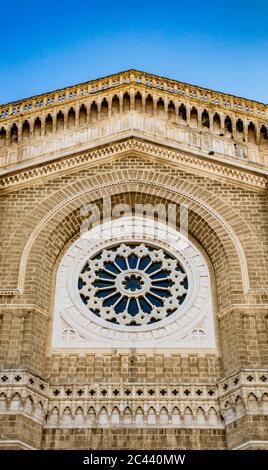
[0,137,267,190]
[0,369,267,430]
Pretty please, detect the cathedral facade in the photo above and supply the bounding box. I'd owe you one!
[0,70,268,450]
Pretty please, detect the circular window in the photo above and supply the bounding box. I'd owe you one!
[78,243,188,326]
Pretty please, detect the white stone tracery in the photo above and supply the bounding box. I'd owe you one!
[78,243,188,326]
[51,216,216,349]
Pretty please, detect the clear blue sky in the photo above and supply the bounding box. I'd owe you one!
[1,0,268,104]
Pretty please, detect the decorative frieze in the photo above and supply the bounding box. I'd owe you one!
[218,369,268,424]
[0,135,267,191]
[1,368,267,430]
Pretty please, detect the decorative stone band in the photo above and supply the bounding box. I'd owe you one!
[0,135,267,191]
[52,217,215,349]
[218,369,268,425]
[0,369,221,429]
[0,440,37,450]
[232,441,268,450]
[0,369,267,430]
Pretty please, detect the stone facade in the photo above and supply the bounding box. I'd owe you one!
[0,70,268,450]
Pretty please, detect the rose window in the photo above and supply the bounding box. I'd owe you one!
[78,243,188,326]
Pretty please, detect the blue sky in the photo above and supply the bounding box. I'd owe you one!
[1,0,268,104]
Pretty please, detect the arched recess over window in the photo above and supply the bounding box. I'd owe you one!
[156,98,165,117]
[112,95,119,115]
[201,110,210,129]
[179,103,187,123]
[168,101,176,121]
[45,114,53,134]
[213,113,221,134]
[10,123,18,143]
[236,119,244,140]
[34,117,41,137]
[56,111,64,131]
[123,92,130,112]
[100,98,108,119]
[190,107,198,128]
[248,122,257,144]
[0,127,6,147]
[145,95,153,116]
[51,216,216,350]
[79,104,87,125]
[22,120,30,140]
[260,125,268,144]
[224,116,232,137]
[90,102,98,122]
[135,92,142,112]
[67,108,75,129]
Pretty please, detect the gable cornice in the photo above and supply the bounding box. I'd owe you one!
[0,136,267,193]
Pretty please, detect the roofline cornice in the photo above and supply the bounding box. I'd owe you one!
[1,69,267,122]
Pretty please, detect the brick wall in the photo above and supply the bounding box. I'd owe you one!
[41,427,226,450]
[1,154,268,450]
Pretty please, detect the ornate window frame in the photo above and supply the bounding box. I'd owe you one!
[51,217,216,349]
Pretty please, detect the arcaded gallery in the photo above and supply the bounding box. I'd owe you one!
[0,70,268,450]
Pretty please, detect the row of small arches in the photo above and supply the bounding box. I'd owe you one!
[46,405,221,428]
[2,391,268,427]
[0,92,267,147]
[223,393,268,421]
[0,393,44,420]
[0,392,220,427]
